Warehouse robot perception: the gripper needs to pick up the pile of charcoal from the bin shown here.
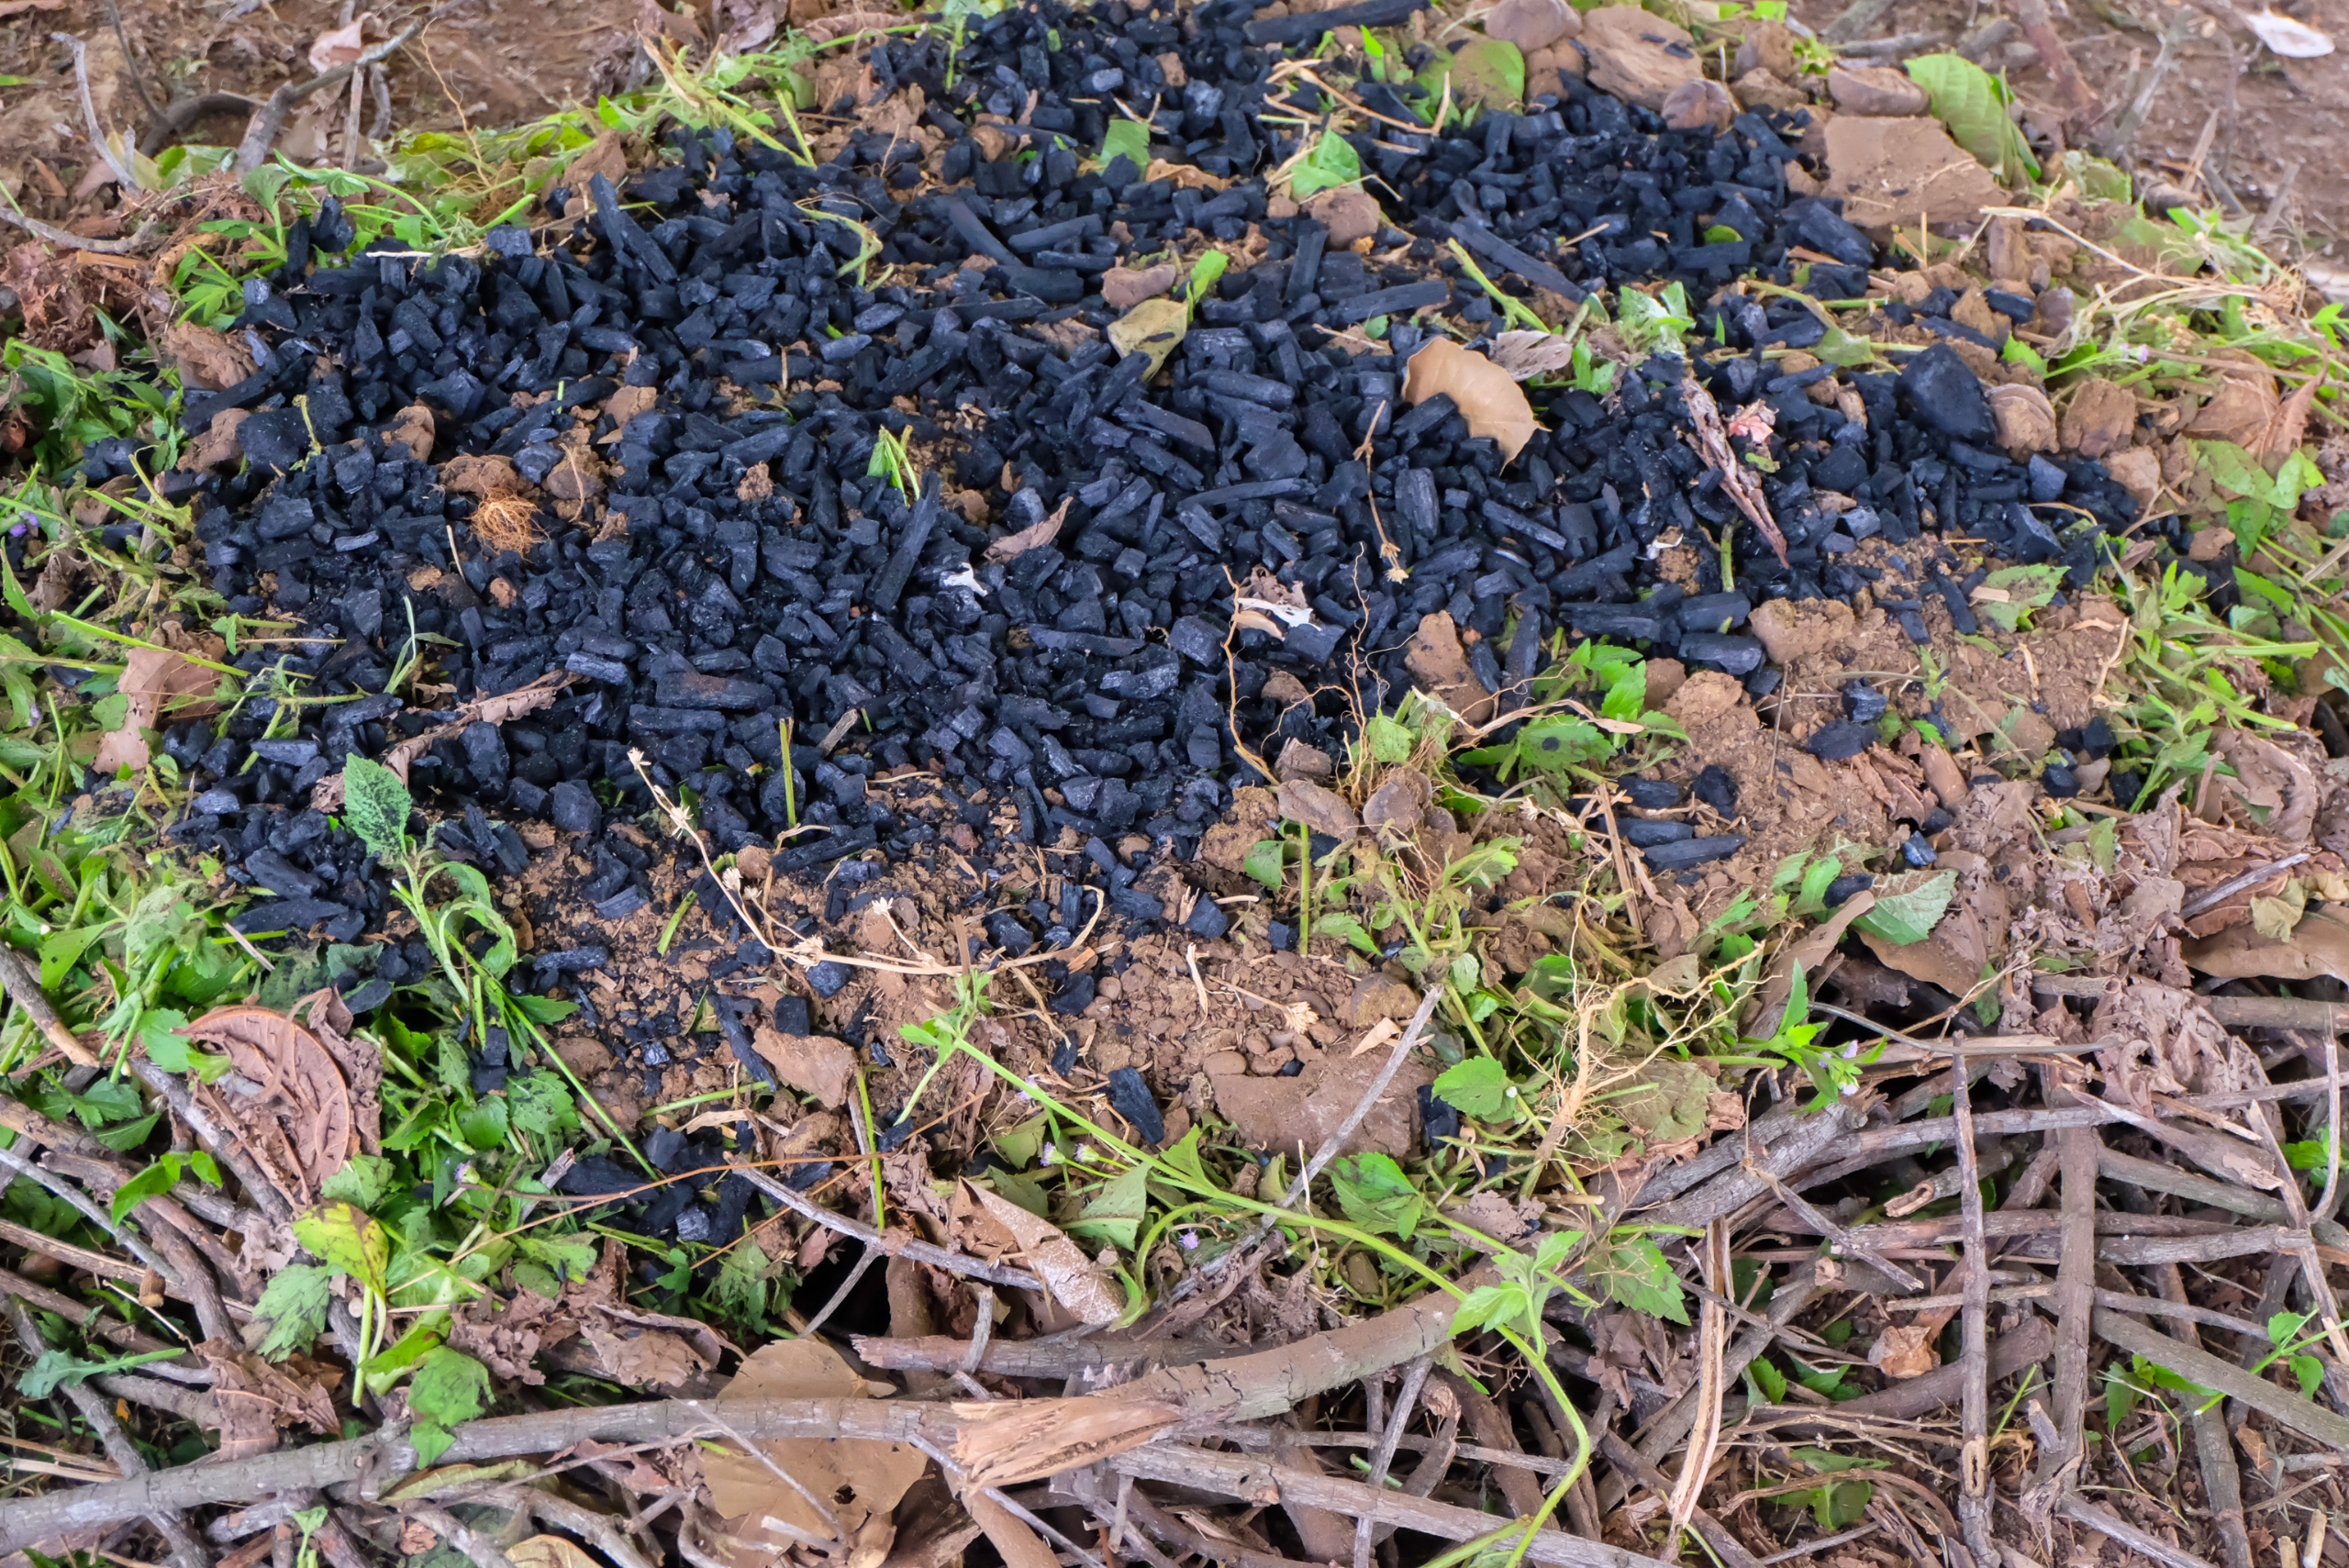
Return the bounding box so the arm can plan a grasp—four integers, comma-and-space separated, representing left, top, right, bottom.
51, 0, 2154, 955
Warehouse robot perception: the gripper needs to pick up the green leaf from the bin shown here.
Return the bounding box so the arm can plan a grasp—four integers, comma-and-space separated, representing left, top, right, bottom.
293, 1201, 389, 1292
1450, 1282, 1526, 1338
509, 994, 576, 1024
2197, 439, 2277, 505
39, 927, 104, 992
1428, 37, 1523, 111
506, 1073, 578, 1138
994, 1113, 1050, 1171
407, 1347, 490, 1429
1364, 714, 1416, 764
254, 1262, 332, 1360
1243, 839, 1287, 891
457, 1096, 510, 1152
1329, 1151, 1426, 1240
1749, 1357, 1788, 1403
1290, 132, 1362, 200
90, 1112, 161, 1153
1852, 869, 1958, 946
1602, 1237, 1687, 1324
2276, 449, 2326, 509
340, 756, 412, 860
1097, 118, 1150, 178
1066, 1162, 1147, 1251
2290, 1353, 2325, 1397
1431, 1056, 1514, 1119
1515, 715, 1609, 772
1904, 53, 2038, 183
1186, 250, 1229, 307
409, 1419, 458, 1468
137, 1010, 228, 1082
110, 1156, 185, 1224
17, 1345, 186, 1398
321, 1154, 395, 1212
1311, 911, 1378, 953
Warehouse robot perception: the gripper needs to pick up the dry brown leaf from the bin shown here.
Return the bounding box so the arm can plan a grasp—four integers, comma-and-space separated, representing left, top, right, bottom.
567, 131, 632, 194
0, 0, 68, 14
196, 1338, 339, 1462
2183, 904, 2349, 981
94, 645, 224, 775
961, 1181, 1120, 1326
707, 1340, 926, 1540
380, 671, 573, 783
1400, 339, 1537, 463
1867, 1323, 1939, 1379
599, 384, 658, 440
1486, 329, 1578, 381
1143, 158, 1228, 190
295, 988, 381, 1155
2213, 730, 2319, 843
577, 1300, 736, 1391
985, 496, 1071, 562
508, 1538, 601, 1568
161, 322, 256, 392
2260, 373, 2320, 461
751, 1028, 857, 1109
184, 1006, 355, 1207
307, 14, 373, 73
1681, 373, 1787, 563
1401, 610, 1496, 725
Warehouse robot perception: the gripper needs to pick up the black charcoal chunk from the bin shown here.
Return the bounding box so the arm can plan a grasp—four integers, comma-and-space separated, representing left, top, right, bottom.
1805, 720, 1876, 762
1107, 1065, 1165, 1145
1690, 764, 1737, 815
1642, 835, 1745, 871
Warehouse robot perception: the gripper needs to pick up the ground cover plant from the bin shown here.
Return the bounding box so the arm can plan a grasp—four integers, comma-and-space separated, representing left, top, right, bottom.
0, 2, 2346, 1568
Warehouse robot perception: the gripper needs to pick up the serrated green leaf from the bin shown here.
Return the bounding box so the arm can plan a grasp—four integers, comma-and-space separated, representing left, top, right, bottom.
1602, 1237, 1687, 1324
110, 1156, 184, 1225
1329, 1151, 1425, 1240
18, 1345, 185, 1398
340, 756, 412, 860
321, 1154, 395, 1212
1311, 911, 1377, 953
1852, 869, 1958, 947
1243, 838, 1286, 891
293, 1201, 389, 1292
254, 1263, 332, 1360
506, 1072, 578, 1138
2196, 439, 2275, 505
407, 1347, 489, 1429
1904, 53, 2037, 184
1427, 37, 1523, 111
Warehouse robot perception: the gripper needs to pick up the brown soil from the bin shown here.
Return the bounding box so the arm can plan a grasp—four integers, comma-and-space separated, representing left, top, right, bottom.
1783, 0, 2349, 261
0, 0, 644, 224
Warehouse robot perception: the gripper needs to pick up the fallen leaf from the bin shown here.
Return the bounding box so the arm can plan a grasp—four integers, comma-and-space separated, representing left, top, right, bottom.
985, 496, 1071, 561
382, 670, 573, 782
307, 14, 373, 73
963, 1181, 1121, 1326
576, 1299, 732, 1392
751, 1028, 858, 1109
508, 1538, 601, 1568
1401, 339, 1537, 463
706, 1340, 927, 1540
2251, 879, 2306, 941
1401, 609, 1496, 724
160, 322, 256, 392
1868, 1323, 1940, 1379
94, 645, 224, 775
0, 0, 67, 16
2248, 8, 2333, 55
2183, 905, 2349, 981
1108, 296, 1188, 381
196, 1338, 339, 1462
184, 1006, 356, 1207
1486, 329, 1578, 381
